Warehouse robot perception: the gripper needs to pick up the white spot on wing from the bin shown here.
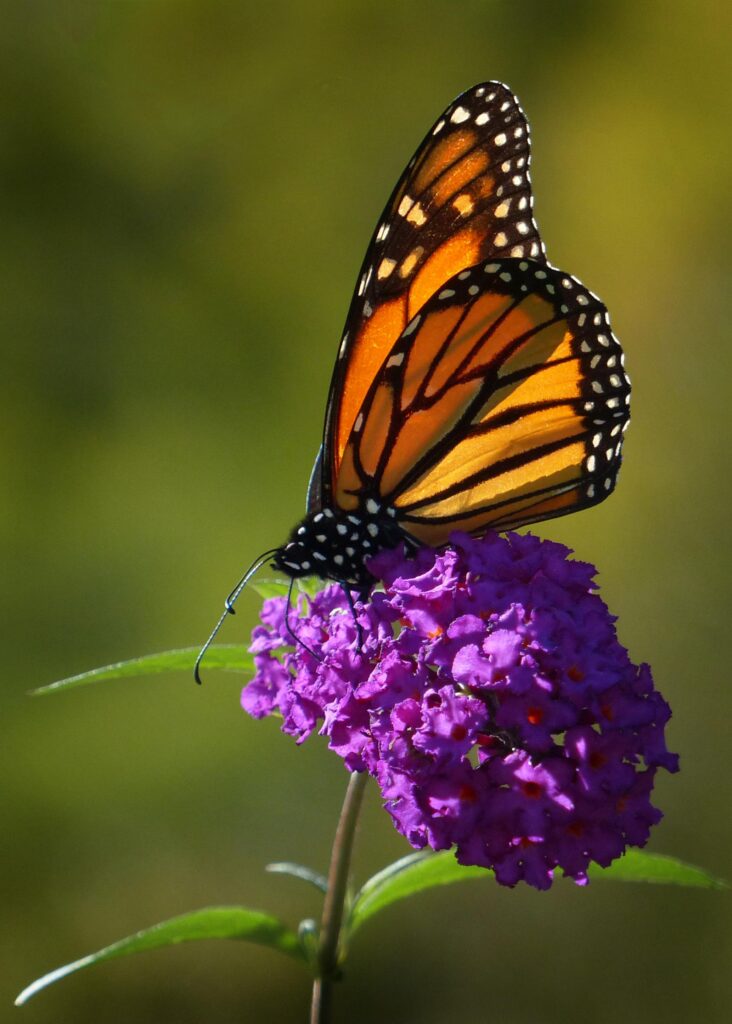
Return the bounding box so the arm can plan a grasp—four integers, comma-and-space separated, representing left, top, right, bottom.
407, 202, 427, 226
451, 105, 470, 124
377, 257, 397, 280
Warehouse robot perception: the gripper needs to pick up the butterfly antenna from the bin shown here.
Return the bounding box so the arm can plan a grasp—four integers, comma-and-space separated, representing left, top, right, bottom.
194, 548, 279, 685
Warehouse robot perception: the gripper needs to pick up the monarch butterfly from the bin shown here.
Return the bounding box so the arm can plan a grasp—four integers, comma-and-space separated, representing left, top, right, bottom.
196, 81, 630, 677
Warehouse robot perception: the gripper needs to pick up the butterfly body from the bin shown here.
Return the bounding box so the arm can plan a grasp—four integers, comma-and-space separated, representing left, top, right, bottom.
271, 82, 630, 586
272, 500, 405, 591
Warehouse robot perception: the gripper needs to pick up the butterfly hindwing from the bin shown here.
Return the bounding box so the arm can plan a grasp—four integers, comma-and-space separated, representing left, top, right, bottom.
318, 82, 546, 509
333, 258, 630, 544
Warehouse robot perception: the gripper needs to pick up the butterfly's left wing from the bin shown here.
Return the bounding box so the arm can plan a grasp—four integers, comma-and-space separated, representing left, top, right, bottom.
315, 81, 545, 510
333, 258, 630, 542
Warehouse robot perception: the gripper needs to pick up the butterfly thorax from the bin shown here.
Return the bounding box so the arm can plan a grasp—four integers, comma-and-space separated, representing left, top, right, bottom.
272, 499, 405, 591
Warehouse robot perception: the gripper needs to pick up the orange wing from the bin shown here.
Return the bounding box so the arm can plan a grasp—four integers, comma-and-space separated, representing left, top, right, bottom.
334, 259, 630, 542
318, 82, 545, 507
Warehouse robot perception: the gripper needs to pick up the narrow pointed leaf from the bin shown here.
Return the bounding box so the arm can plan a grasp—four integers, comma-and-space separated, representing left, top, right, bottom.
250, 579, 291, 599
32, 646, 253, 696
349, 852, 483, 933
266, 862, 329, 893
587, 850, 728, 888
251, 578, 321, 600
349, 849, 726, 933
16, 906, 305, 1005
296, 577, 325, 597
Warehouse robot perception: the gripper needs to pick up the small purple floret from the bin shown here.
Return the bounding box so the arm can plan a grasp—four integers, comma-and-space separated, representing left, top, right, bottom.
241, 531, 678, 890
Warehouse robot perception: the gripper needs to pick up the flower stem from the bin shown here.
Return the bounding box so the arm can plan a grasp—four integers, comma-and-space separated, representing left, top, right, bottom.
310, 771, 368, 1024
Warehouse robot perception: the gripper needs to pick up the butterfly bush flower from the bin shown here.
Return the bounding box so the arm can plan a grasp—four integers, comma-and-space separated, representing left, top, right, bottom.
242, 531, 678, 890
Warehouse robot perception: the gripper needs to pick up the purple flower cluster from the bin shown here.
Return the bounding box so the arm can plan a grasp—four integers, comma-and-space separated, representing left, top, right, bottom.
243, 531, 678, 889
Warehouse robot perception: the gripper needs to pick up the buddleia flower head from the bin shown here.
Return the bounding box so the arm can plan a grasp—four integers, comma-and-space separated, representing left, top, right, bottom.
243, 531, 678, 890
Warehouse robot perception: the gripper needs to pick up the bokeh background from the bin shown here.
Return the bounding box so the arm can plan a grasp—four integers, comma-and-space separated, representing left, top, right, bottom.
3, 2, 730, 1022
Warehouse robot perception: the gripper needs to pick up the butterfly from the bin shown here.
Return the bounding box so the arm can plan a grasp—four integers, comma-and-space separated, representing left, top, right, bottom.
195, 81, 630, 678
272, 81, 630, 588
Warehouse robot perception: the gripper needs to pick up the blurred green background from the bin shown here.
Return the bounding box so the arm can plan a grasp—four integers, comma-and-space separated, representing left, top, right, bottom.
3, 1, 730, 1021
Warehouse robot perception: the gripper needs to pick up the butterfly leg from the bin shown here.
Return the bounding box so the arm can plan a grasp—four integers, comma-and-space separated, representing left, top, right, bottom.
284, 577, 321, 661
340, 582, 364, 648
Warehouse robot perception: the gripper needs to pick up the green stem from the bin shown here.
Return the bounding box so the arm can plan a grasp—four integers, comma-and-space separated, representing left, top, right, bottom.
310, 772, 368, 1024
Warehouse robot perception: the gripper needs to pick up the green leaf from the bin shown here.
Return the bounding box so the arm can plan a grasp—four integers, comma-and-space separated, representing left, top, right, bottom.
266, 862, 329, 893
297, 918, 320, 967
349, 849, 726, 934
15, 906, 306, 1005
296, 577, 325, 597
250, 577, 322, 600
349, 852, 484, 933
250, 578, 291, 599
587, 850, 728, 888
32, 645, 253, 696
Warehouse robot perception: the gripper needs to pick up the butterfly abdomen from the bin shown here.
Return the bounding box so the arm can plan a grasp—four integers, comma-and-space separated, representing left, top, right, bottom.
272, 500, 405, 589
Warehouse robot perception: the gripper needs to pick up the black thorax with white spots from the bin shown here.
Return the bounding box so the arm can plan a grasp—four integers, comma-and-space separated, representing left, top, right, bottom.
272, 499, 405, 592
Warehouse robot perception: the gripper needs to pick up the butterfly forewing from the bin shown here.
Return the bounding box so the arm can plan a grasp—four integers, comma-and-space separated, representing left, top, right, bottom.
334, 258, 630, 545
319, 82, 546, 508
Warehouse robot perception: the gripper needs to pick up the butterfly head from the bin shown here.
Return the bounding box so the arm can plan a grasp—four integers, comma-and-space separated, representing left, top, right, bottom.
273, 499, 405, 591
